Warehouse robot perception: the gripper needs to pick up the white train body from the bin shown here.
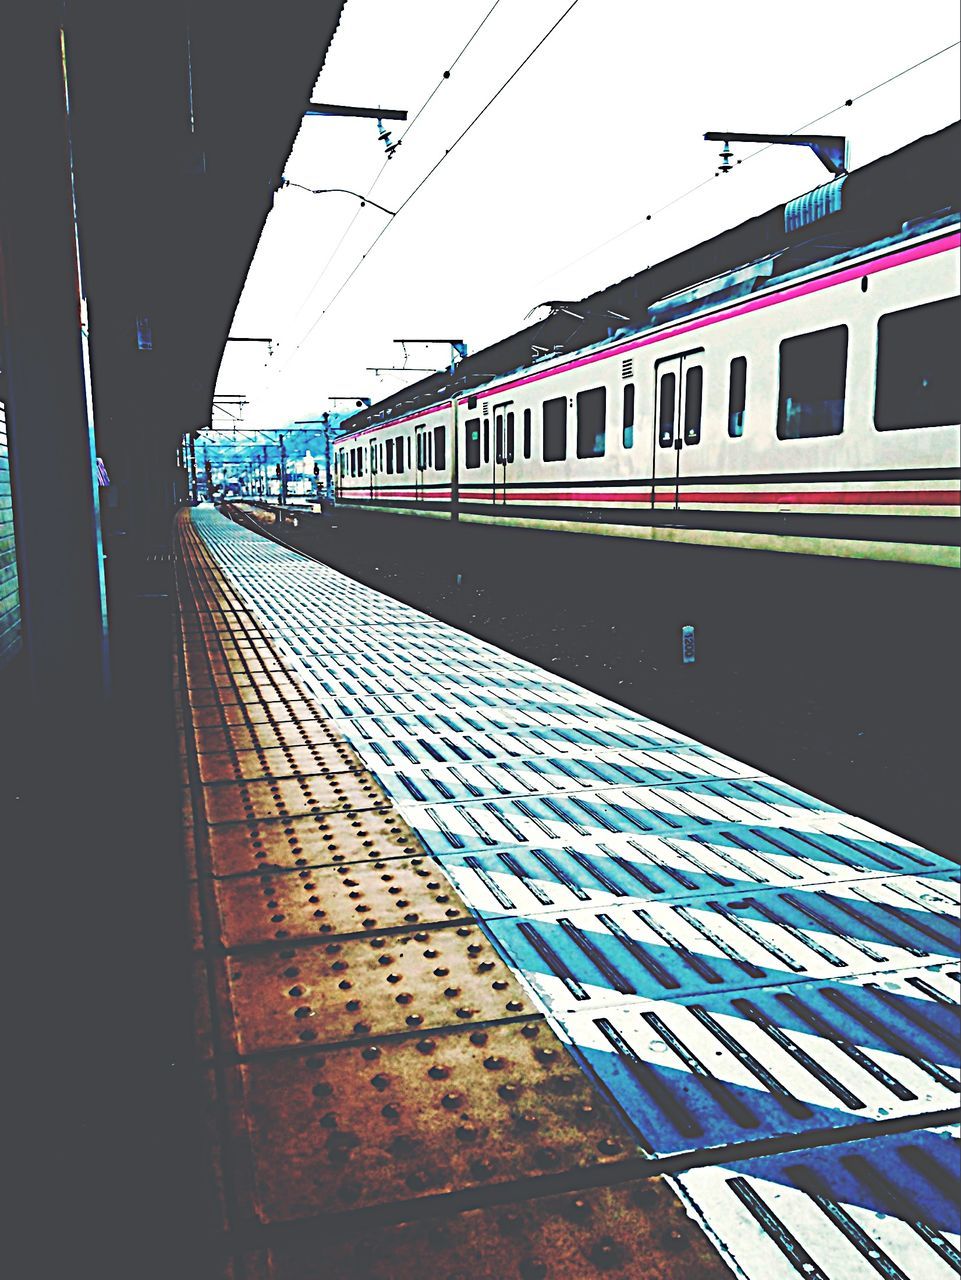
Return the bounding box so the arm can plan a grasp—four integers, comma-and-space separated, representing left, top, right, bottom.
334, 215, 960, 566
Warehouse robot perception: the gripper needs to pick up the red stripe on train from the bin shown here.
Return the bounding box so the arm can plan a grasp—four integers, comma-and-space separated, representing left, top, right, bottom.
486, 489, 958, 505
341, 488, 959, 506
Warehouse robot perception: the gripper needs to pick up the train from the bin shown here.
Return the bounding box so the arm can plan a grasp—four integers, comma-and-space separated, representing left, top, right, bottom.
333, 147, 959, 567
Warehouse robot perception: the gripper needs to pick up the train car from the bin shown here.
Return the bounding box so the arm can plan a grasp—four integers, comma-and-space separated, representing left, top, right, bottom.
334, 170, 959, 567
335, 404, 454, 513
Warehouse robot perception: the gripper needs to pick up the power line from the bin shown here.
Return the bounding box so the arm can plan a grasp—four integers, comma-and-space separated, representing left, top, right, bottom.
382, 0, 504, 159
270, 0, 581, 389
275, 2, 505, 360
393, 0, 581, 219
537, 38, 961, 286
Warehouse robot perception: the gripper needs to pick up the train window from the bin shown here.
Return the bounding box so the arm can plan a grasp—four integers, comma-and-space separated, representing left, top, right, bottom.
728, 357, 747, 437
523, 408, 532, 458
658, 371, 676, 446
506, 411, 515, 463
576, 387, 607, 458
407, 437, 412, 470
543, 396, 567, 461
777, 325, 847, 439
396, 437, 405, 474
483, 418, 489, 464
386, 439, 394, 473
433, 424, 446, 470
622, 382, 635, 448
875, 296, 960, 430
465, 418, 481, 469
683, 366, 703, 444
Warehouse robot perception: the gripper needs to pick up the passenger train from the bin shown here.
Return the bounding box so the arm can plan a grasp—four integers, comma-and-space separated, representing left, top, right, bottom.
333, 190, 959, 567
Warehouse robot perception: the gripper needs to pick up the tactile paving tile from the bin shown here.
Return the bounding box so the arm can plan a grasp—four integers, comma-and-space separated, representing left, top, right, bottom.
555, 964, 961, 1158
342, 706, 696, 752
196, 742, 359, 784
326, 701, 663, 738
224, 923, 538, 1054
338, 718, 708, 771
199, 770, 389, 826
191, 700, 316, 728
487, 873, 960, 1015
231, 1020, 643, 1222
674, 1124, 961, 1280
213, 858, 473, 947
402, 775, 887, 858
185, 681, 309, 709
203, 808, 424, 878
438, 823, 950, 917
193, 719, 340, 756
366, 748, 757, 808
243, 1177, 734, 1280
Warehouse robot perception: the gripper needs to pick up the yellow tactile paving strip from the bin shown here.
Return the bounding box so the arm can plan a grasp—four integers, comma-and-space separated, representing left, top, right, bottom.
174, 508, 735, 1277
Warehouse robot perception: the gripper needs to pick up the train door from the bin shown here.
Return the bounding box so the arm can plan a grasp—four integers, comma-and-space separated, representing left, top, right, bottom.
651, 348, 704, 510
415, 425, 429, 502
492, 402, 514, 504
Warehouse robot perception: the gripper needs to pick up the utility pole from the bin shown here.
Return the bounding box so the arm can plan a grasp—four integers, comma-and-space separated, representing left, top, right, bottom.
294, 415, 337, 503
279, 432, 288, 509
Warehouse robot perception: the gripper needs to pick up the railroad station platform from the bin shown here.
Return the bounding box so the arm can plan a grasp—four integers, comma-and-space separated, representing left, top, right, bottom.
176, 505, 960, 1279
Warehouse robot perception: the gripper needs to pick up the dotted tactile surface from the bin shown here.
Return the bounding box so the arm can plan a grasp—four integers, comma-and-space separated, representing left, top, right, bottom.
223, 923, 537, 1055
213, 857, 472, 948
232, 1020, 641, 1221
238, 1178, 731, 1279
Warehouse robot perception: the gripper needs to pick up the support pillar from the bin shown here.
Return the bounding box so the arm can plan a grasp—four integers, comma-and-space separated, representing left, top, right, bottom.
0, 5, 109, 722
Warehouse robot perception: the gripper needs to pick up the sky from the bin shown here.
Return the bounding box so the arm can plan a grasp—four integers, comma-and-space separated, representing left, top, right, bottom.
212, 0, 960, 445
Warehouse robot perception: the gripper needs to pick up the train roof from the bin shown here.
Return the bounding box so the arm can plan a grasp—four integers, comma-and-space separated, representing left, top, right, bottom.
338, 121, 960, 442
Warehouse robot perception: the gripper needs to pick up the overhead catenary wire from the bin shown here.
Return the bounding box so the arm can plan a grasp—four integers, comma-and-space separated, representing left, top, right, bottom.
537, 38, 961, 286
268, 0, 582, 390
277, 1, 505, 348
